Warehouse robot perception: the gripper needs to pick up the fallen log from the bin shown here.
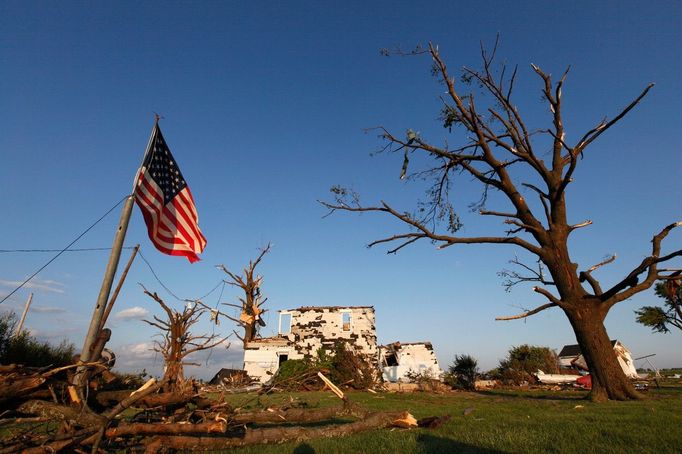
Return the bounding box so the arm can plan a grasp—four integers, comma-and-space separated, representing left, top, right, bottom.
230, 402, 366, 425
0, 416, 49, 427
417, 414, 451, 429
87, 378, 167, 452
143, 410, 412, 451
95, 390, 191, 409
16, 400, 104, 427
0, 426, 98, 454
106, 420, 226, 437
0, 376, 46, 403
22, 438, 76, 454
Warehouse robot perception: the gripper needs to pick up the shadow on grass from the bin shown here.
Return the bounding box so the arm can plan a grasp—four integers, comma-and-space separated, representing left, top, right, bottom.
293, 443, 316, 454
252, 417, 353, 429
290, 435, 504, 454
475, 389, 588, 401
416, 434, 504, 453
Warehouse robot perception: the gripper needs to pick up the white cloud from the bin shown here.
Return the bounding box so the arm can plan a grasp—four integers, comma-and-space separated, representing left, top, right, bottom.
115, 342, 164, 376
0, 279, 66, 294
31, 306, 67, 314
114, 306, 150, 321
28, 326, 79, 341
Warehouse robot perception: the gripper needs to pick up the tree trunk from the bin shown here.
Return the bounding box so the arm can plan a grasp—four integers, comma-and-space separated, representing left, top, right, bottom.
162, 360, 184, 393
243, 323, 255, 346
565, 303, 641, 401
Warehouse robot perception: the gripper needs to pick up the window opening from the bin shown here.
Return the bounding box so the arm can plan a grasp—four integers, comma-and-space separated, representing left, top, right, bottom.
342, 311, 351, 331
384, 352, 398, 366
279, 313, 292, 334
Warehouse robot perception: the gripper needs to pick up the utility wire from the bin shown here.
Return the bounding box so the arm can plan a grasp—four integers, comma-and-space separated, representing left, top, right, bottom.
137, 249, 225, 304
189, 280, 225, 303
0, 195, 130, 305
0, 247, 136, 253
137, 250, 183, 301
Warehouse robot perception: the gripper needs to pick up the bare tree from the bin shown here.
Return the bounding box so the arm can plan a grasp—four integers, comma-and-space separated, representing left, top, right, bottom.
321, 41, 682, 401
216, 244, 271, 347
142, 289, 228, 393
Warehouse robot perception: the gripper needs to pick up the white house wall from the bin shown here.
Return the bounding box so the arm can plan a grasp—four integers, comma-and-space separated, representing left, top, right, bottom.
244, 306, 377, 382
614, 343, 639, 378
286, 307, 377, 359
243, 340, 304, 382
380, 343, 442, 382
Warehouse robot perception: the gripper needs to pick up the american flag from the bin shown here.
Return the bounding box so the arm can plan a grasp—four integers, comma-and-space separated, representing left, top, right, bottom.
134, 124, 206, 263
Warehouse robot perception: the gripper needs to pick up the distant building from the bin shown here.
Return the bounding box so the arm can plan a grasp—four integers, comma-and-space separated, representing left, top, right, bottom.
379, 341, 443, 382
558, 339, 638, 378
208, 368, 249, 386
243, 306, 377, 382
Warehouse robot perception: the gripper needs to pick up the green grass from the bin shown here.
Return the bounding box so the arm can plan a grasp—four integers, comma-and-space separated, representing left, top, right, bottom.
2, 384, 679, 452
218, 383, 682, 453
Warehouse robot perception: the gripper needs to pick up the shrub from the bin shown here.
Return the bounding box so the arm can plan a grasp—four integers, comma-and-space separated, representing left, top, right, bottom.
446, 354, 479, 390
326, 342, 377, 389
404, 368, 441, 391
497, 344, 558, 384
276, 359, 315, 381
0, 310, 75, 368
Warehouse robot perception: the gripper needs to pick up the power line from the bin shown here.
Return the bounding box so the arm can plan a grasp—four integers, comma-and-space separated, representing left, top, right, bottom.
137, 249, 225, 304
0, 195, 130, 305
137, 250, 183, 301
0, 247, 136, 253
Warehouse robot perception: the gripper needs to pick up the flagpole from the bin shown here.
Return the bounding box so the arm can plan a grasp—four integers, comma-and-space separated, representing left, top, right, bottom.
74, 120, 157, 392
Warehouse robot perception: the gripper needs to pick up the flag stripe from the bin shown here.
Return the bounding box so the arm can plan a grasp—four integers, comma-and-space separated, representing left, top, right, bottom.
135, 177, 187, 249
133, 124, 206, 263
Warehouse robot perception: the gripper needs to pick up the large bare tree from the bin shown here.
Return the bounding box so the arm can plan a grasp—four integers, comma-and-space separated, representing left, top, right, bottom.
321, 42, 682, 401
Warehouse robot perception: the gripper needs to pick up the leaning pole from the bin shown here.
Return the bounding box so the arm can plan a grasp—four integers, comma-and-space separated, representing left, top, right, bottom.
74, 121, 156, 393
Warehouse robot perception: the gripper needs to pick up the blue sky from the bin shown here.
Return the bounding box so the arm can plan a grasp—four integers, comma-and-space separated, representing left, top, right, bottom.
1, 1, 680, 377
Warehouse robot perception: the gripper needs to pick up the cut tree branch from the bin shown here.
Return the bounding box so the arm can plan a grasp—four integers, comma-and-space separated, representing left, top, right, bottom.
495, 302, 558, 320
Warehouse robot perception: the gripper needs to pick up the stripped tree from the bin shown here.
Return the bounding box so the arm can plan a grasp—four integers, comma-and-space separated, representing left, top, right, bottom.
142, 288, 228, 393
217, 243, 271, 347
321, 41, 682, 401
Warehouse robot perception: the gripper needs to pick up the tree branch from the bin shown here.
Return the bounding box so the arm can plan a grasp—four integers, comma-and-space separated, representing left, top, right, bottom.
532, 286, 562, 305
322, 198, 543, 256
495, 302, 558, 321
604, 221, 682, 305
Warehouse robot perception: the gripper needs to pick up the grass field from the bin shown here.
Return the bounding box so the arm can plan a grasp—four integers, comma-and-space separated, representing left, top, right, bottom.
221, 382, 682, 453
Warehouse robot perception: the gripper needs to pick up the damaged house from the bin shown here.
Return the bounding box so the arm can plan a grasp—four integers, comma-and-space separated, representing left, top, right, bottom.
558, 339, 639, 378
243, 306, 377, 382
379, 342, 443, 383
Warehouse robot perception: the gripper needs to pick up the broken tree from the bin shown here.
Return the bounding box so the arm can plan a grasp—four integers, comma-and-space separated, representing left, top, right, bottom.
321, 40, 682, 401
217, 243, 271, 347
142, 288, 228, 393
